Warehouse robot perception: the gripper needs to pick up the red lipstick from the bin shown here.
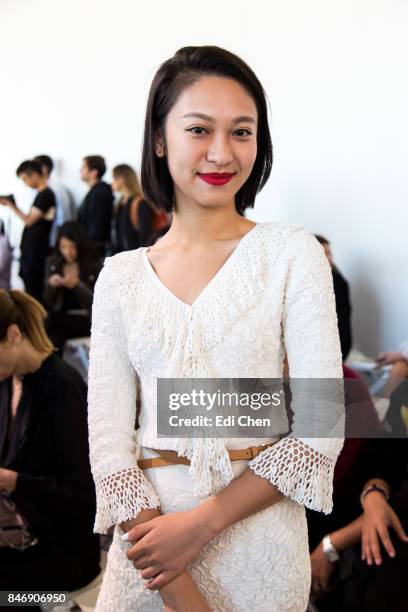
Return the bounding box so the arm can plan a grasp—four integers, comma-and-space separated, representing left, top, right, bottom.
197, 173, 235, 186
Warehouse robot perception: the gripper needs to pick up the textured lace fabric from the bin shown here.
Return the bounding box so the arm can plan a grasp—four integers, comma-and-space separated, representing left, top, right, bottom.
87, 221, 344, 611
96, 467, 311, 612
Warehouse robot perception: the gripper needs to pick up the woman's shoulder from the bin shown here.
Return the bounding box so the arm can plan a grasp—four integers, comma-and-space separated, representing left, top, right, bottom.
256, 220, 311, 241
94, 249, 146, 293
40, 354, 87, 398
254, 221, 319, 258
101, 248, 144, 272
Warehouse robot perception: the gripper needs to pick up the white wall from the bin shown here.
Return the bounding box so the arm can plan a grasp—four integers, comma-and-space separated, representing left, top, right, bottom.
1, 0, 407, 356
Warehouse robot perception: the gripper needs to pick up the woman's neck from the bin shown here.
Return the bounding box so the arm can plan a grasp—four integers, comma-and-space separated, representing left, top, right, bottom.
164, 204, 253, 246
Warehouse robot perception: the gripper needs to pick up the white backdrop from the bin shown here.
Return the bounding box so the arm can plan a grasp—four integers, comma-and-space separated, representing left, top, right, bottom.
1, 0, 407, 356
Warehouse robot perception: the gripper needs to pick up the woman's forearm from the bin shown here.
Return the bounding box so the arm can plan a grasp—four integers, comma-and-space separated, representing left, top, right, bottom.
120, 508, 161, 532
329, 515, 364, 552
192, 467, 284, 538
160, 573, 210, 612
9, 204, 31, 225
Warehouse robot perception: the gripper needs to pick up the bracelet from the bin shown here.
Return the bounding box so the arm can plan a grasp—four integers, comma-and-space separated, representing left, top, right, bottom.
360, 484, 390, 508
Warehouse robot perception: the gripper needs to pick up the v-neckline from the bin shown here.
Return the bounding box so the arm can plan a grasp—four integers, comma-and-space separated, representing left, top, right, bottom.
142, 223, 259, 310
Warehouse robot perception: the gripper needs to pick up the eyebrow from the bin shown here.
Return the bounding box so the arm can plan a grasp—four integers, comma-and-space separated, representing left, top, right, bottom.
181, 112, 256, 124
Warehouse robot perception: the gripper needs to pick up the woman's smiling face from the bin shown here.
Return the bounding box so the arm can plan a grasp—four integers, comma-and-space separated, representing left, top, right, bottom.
157, 75, 258, 211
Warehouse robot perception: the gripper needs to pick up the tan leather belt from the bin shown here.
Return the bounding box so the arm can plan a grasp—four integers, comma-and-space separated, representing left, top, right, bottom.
137, 443, 276, 470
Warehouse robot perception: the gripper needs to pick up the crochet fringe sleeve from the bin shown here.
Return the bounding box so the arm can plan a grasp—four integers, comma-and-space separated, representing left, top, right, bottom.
87, 257, 160, 534
249, 230, 345, 514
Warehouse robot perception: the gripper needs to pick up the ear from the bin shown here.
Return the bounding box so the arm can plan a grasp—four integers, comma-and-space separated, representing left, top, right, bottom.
154, 131, 166, 158
7, 324, 22, 345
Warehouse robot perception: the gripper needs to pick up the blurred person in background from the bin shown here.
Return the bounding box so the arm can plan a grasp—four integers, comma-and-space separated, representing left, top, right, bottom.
375, 340, 408, 400
309, 433, 408, 612
78, 155, 113, 254
0, 161, 55, 304
0, 220, 12, 290
0, 289, 100, 593
315, 234, 353, 361
111, 164, 155, 252
44, 221, 101, 355
34, 155, 77, 247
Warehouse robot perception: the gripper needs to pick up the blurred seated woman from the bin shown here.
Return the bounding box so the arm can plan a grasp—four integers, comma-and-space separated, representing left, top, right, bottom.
0, 289, 100, 593
112, 163, 156, 252
44, 221, 101, 354
309, 425, 408, 612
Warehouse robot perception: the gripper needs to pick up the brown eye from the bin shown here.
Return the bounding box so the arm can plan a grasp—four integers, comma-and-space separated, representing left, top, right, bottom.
234, 129, 252, 137
186, 127, 208, 135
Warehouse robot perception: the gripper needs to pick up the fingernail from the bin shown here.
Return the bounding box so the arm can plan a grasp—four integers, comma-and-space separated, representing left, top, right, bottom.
121, 532, 129, 541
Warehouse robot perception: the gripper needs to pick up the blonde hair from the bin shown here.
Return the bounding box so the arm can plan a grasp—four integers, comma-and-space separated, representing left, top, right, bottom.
112, 164, 143, 199
0, 289, 54, 353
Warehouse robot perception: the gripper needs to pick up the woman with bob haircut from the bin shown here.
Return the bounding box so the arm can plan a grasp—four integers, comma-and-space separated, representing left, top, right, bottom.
88, 46, 344, 611
0, 289, 100, 594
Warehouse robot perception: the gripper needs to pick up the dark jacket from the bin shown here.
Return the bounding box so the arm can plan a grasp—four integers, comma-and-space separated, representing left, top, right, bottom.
0, 354, 98, 544
78, 181, 113, 245
44, 254, 101, 312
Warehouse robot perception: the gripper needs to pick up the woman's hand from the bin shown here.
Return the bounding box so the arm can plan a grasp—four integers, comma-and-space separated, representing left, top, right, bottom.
310, 541, 336, 593
124, 509, 214, 590
48, 274, 64, 287
376, 351, 405, 365
0, 468, 18, 492
361, 491, 408, 565
120, 510, 210, 610
61, 274, 79, 289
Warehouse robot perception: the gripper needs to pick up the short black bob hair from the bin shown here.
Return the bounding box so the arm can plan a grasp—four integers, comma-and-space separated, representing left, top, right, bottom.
83, 155, 107, 180
314, 234, 330, 246
141, 46, 273, 215
16, 160, 43, 177
34, 155, 54, 174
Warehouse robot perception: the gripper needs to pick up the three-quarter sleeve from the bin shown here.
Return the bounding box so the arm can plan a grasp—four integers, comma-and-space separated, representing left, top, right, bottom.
87, 257, 160, 533
249, 229, 345, 514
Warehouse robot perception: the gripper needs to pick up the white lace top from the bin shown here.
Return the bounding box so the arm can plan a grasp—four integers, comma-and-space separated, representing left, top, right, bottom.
88, 222, 344, 534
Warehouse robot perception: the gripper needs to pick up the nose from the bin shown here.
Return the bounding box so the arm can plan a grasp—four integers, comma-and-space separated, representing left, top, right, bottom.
206, 134, 234, 167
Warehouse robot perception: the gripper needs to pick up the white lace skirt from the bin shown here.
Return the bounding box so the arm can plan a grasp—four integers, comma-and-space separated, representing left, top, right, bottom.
95, 449, 311, 612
